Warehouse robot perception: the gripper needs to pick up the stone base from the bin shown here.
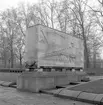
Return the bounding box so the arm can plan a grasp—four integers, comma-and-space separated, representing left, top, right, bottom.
17, 71, 86, 92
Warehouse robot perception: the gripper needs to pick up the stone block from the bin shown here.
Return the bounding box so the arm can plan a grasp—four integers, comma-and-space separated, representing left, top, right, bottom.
17, 75, 24, 89
28, 79, 37, 92
24, 79, 29, 89
41, 89, 61, 95
17, 71, 86, 92
0, 81, 5, 85
78, 92, 97, 101
94, 94, 103, 102
1, 81, 13, 87
54, 76, 69, 86
99, 95, 103, 103
36, 77, 55, 91
17, 72, 55, 92
58, 89, 82, 98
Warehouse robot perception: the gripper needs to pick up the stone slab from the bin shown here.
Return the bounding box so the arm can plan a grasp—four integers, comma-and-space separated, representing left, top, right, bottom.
58, 89, 82, 98
54, 76, 69, 86
93, 94, 103, 102
1, 81, 14, 87
0, 81, 5, 85
99, 95, 103, 103
41, 89, 62, 95
52, 89, 64, 95
78, 92, 97, 101
17, 76, 23, 89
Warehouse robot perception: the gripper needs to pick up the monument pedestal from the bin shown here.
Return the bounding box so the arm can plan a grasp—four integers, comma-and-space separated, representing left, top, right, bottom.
17, 71, 86, 92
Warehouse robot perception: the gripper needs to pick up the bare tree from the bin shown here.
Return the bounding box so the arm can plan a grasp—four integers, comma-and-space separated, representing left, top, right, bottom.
84, 0, 103, 67
58, 0, 90, 68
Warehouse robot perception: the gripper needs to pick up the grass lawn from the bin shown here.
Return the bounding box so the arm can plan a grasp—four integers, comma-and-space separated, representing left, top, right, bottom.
68, 79, 103, 94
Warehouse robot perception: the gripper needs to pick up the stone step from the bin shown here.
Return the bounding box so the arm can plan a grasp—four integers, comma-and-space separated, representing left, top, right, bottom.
0, 81, 16, 87
40, 88, 62, 95
40, 83, 103, 104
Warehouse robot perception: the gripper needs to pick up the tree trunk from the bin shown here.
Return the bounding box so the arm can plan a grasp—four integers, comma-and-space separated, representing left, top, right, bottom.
3, 49, 7, 68
82, 25, 90, 69
11, 48, 14, 68
19, 51, 22, 68
64, 16, 67, 32
10, 34, 14, 68
93, 48, 96, 68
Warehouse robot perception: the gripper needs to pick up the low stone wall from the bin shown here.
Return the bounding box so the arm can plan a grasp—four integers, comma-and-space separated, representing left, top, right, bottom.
86, 68, 103, 75
0, 72, 20, 82
17, 71, 86, 92
0, 68, 24, 82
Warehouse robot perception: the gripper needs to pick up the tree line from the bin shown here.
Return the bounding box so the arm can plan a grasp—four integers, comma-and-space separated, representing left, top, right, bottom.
0, 0, 103, 68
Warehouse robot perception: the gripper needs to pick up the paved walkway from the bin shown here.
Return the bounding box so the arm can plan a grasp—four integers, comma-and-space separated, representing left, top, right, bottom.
0, 86, 93, 105
0, 75, 102, 105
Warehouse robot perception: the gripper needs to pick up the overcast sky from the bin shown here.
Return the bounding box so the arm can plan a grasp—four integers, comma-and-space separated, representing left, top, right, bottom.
0, 0, 38, 11
0, 0, 98, 11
